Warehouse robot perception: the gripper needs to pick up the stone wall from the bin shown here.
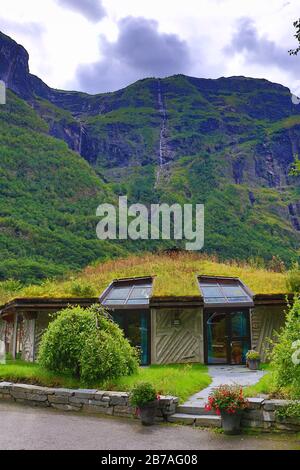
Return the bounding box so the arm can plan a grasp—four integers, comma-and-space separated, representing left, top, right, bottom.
0, 382, 178, 421
151, 307, 204, 364
242, 398, 300, 432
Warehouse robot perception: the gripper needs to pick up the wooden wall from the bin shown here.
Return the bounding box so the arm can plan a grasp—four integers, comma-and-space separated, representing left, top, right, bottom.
151, 307, 204, 364
251, 305, 286, 361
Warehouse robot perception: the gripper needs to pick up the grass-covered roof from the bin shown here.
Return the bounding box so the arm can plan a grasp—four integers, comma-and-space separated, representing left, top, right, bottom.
0, 252, 289, 306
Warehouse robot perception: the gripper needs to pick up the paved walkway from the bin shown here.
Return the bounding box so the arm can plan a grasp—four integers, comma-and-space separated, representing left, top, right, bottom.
0, 401, 298, 450
185, 365, 266, 407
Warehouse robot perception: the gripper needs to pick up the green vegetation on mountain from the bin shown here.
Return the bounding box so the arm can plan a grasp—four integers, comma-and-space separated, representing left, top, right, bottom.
0, 91, 128, 282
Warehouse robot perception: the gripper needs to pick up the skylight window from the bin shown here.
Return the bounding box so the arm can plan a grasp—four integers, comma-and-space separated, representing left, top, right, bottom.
101, 279, 153, 307
198, 277, 253, 307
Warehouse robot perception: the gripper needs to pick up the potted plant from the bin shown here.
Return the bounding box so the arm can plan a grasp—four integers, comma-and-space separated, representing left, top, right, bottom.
130, 382, 159, 426
246, 349, 261, 370
205, 384, 248, 435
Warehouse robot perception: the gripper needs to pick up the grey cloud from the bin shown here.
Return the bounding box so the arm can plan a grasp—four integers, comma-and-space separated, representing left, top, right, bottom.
0, 18, 44, 37
76, 16, 191, 93
55, 0, 106, 23
225, 17, 300, 76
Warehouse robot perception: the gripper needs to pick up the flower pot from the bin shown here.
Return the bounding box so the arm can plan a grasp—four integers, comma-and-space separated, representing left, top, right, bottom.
139, 400, 158, 426
248, 359, 260, 370
221, 411, 242, 435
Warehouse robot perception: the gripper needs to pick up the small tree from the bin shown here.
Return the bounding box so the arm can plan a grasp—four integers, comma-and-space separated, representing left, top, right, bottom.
269, 297, 300, 398
38, 304, 139, 384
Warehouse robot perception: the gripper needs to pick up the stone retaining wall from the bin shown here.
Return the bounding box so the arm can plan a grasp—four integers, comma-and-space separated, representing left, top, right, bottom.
242, 398, 300, 432
0, 382, 178, 421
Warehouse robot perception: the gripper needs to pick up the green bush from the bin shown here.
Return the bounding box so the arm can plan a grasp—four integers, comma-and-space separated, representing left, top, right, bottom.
38, 305, 139, 384
269, 297, 300, 398
70, 281, 96, 297
286, 263, 300, 293
246, 350, 260, 361
130, 382, 158, 408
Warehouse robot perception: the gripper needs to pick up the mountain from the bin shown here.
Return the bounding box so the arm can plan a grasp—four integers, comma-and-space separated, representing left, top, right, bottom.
0, 31, 300, 283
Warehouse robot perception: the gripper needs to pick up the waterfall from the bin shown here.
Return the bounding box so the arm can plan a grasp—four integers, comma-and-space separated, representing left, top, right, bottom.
157, 79, 167, 168
78, 122, 86, 156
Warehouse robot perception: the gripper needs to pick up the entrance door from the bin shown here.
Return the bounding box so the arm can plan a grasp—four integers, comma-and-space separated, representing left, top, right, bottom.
206, 309, 250, 365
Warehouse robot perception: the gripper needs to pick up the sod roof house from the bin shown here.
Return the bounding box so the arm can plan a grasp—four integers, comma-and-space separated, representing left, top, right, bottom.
0, 253, 292, 366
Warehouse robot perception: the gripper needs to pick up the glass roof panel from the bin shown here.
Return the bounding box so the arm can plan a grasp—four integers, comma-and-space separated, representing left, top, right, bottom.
106, 287, 131, 300
101, 280, 152, 307
129, 286, 152, 300
222, 285, 247, 298
199, 278, 253, 306
201, 286, 224, 299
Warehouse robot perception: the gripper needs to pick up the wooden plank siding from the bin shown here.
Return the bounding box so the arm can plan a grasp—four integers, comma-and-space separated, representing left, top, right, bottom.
251, 305, 286, 361
151, 307, 204, 364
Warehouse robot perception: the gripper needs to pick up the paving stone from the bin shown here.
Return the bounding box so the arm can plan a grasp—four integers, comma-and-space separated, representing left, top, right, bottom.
52, 388, 75, 397
82, 404, 114, 415
114, 405, 135, 417
86, 399, 109, 408
73, 390, 98, 400
109, 395, 128, 406
243, 409, 263, 420
69, 396, 90, 405
51, 403, 81, 412
0, 393, 14, 400
48, 395, 70, 404
11, 384, 53, 395
93, 391, 106, 400
15, 399, 49, 408
263, 410, 275, 422
0, 382, 13, 392
11, 391, 48, 401
247, 398, 265, 409
168, 413, 195, 425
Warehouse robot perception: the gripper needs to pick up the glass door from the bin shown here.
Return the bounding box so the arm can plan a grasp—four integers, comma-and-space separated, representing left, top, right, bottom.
229, 311, 250, 365
112, 310, 150, 365
206, 311, 228, 364
206, 309, 250, 364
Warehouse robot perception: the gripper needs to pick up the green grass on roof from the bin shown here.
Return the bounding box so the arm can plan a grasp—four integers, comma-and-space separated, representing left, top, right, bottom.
0, 252, 289, 305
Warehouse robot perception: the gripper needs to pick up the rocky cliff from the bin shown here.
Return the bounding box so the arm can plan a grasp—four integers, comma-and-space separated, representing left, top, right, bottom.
0, 31, 299, 280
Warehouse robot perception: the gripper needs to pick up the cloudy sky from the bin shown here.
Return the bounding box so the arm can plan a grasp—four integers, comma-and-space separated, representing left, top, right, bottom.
0, 0, 300, 94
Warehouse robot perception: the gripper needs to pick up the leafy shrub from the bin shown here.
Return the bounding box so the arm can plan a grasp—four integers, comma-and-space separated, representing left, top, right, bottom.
246, 350, 260, 361
286, 263, 300, 293
38, 304, 139, 384
70, 281, 96, 297
275, 402, 300, 421
130, 382, 158, 408
269, 297, 300, 398
0, 279, 22, 293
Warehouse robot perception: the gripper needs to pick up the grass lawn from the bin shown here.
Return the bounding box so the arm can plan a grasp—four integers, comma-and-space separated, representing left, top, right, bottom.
244, 365, 276, 397
0, 360, 211, 402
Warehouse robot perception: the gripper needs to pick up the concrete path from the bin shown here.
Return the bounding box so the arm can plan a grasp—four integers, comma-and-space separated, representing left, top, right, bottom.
0, 401, 298, 450
185, 365, 266, 407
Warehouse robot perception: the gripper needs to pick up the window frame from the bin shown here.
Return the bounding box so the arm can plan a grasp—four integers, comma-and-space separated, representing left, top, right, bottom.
100, 278, 153, 309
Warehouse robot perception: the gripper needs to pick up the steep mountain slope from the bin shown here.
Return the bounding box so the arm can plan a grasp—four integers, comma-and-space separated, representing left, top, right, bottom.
0, 89, 132, 282
0, 31, 299, 282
